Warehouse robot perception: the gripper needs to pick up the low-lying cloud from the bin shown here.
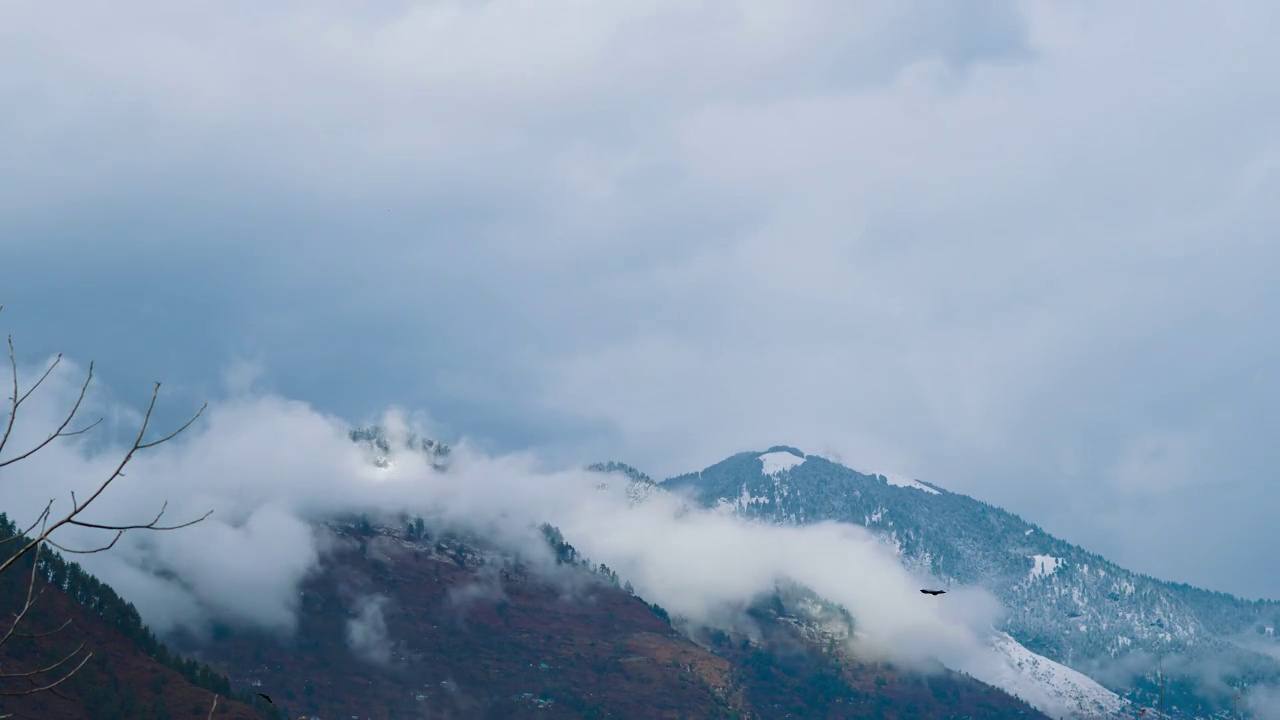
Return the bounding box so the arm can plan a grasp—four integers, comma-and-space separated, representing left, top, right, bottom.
0, 358, 1008, 681
346, 594, 393, 667
1245, 683, 1280, 720
4, 0, 1280, 606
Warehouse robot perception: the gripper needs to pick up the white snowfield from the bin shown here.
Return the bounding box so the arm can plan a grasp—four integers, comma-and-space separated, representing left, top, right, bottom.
1030, 555, 1065, 579
968, 632, 1129, 720
759, 451, 805, 476
880, 472, 941, 495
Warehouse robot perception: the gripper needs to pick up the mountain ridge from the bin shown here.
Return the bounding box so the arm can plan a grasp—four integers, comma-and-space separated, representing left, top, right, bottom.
602, 446, 1280, 718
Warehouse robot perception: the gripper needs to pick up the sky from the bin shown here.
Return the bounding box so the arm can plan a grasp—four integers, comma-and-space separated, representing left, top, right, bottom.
2, 1, 1280, 600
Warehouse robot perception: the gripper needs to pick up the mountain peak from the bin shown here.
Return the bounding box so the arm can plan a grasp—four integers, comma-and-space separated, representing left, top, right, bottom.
348, 424, 451, 470
757, 448, 806, 477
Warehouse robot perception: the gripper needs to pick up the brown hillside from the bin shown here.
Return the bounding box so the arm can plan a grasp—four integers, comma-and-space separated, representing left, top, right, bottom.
177, 522, 1048, 719
0, 544, 267, 720
180, 528, 742, 719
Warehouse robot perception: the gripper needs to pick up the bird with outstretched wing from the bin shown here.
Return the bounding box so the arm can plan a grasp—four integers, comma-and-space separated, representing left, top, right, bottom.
920, 589, 946, 595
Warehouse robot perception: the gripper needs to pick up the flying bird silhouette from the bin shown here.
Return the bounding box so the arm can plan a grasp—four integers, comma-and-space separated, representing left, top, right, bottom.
256, 693, 273, 704
920, 589, 946, 596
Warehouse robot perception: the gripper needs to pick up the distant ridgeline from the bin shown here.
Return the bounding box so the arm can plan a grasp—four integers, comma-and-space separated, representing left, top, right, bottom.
584, 461, 656, 485
0, 513, 277, 720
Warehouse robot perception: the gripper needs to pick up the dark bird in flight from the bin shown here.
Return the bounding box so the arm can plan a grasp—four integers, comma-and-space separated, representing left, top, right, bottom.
256, 693, 273, 704
920, 589, 946, 596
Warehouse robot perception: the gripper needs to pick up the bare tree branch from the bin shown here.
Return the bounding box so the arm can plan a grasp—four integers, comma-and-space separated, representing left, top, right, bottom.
0, 322, 212, 707
139, 398, 206, 451
0, 642, 88, 682
0, 351, 97, 469
69, 500, 213, 533
0, 646, 92, 696
45, 532, 123, 556
15, 355, 61, 416
0, 540, 50, 651
0, 376, 212, 579
0, 501, 52, 547
10, 618, 72, 641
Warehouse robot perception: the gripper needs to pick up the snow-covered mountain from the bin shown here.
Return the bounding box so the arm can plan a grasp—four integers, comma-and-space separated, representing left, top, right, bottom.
631, 446, 1280, 719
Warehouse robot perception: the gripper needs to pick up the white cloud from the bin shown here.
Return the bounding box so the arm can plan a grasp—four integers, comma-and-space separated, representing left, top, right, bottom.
0, 363, 1003, 679
1245, 683, 1280, 720
346, 594, 393, 666
1, 0, 1278, 601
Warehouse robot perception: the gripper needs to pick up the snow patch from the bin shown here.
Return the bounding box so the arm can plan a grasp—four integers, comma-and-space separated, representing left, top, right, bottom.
1030, 555, 1065, 579
880, 472, 941, 495
714, 486, 770, 514
759, 451, 805, 476
971, 631, 1128, 719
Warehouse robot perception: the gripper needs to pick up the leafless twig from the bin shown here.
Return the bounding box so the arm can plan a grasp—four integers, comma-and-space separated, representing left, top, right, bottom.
0, 318, 210, 704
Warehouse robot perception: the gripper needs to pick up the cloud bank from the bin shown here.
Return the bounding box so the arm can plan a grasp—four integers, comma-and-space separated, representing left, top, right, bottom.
4, 0, 1279, 602
0, 360, 1007, 687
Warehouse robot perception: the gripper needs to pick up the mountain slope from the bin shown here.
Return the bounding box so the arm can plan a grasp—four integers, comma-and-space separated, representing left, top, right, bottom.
0, 516, 269, 720
658, 447, 1280, 718
172, 512, 1048, 719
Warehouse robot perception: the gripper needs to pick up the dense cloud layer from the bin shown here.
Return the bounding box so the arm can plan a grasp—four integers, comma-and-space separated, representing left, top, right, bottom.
0, 363, 1012, 690
3, 0, 1279, 603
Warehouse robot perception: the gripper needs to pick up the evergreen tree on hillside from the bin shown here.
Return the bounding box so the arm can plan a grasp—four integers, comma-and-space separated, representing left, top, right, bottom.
0, 514, 263, 714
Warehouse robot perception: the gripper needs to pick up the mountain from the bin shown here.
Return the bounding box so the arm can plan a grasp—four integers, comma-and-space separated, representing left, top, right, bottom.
174, 512, 1048, 719
16, 426, 1249, 718
350, 425, 452, 471
0, 515, 270, 720
654, 446, 1280, 719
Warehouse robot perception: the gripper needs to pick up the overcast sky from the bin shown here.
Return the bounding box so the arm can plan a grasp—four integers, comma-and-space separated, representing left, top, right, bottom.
3, 0, 1279, 600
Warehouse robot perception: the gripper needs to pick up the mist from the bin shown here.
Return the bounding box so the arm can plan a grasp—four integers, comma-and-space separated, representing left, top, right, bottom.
346, 594, 393, 666
1, 358, 1024, 704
